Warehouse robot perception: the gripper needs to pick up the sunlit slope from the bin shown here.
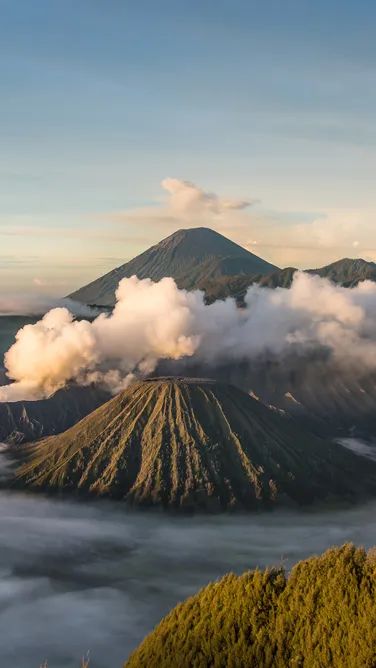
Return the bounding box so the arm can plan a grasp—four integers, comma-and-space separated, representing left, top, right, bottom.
125, 544, 376, 668
16, 378, 376, 509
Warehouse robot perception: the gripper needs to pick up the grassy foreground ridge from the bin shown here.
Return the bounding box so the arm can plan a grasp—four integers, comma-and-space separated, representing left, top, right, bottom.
125, 544, 376, 668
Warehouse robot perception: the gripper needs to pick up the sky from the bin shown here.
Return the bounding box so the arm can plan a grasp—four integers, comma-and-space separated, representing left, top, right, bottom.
2, 0, 376, 295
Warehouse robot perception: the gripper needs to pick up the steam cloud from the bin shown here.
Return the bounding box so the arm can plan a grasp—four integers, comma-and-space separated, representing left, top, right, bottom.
0, 294, 99, 317
2, 272, 376, 401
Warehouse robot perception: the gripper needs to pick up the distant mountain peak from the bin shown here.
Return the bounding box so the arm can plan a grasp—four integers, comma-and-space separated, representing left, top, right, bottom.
69, 227, 278, 306
152, 226, 258, 259
307, 257, 376, 286
310, 257, 376, 271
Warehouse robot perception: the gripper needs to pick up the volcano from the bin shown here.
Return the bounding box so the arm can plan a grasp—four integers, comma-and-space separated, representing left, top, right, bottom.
15, 378, 376, 510
68, 226, 376, 309
68, 227, 278, 306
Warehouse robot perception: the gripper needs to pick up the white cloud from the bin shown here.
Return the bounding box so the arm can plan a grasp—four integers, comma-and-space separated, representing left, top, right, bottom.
32, 277, 45, 287
161, 178, 251, 217
102, 178, 376, 269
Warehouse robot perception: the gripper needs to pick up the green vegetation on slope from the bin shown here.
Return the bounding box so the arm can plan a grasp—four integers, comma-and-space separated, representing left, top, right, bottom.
15, 378, 376, 509
125, 544, 376, 668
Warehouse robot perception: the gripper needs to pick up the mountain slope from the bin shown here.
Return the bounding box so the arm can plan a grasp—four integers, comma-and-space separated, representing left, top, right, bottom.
200, 267, 298, 304
199, 259, 376, 304
253, 259, 376, 291
256, 259, 376, 289
69, 228, 278, 306
15, 378, 376, 509
307, 257, 376, 286
0, 385, 110, 445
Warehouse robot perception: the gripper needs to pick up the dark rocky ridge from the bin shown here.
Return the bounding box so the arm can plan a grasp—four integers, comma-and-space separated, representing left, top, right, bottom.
15, 378, 376, 510
307, 257, 376, 285
0, 385, 110, 445
201, 259, 376, 305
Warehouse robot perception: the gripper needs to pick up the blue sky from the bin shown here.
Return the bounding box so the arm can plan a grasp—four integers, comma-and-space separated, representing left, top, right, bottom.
2, 0, 376, 294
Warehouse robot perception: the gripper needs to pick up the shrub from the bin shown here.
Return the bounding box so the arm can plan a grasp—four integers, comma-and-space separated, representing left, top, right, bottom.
125, 544, 376, 668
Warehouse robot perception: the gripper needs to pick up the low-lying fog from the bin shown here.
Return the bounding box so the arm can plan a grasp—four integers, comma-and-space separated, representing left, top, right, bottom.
1, 488, 376, 667
338, 437, 376, 461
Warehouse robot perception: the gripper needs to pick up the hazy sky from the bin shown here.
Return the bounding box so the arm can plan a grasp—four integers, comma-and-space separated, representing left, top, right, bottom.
2, 0, 376, 294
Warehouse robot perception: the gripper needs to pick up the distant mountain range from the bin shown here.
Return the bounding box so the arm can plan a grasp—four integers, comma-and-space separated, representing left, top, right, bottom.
307, 257, 376, 285
202, 259, 376, 304
69, 227, 376, 306
14, 378, 376, 510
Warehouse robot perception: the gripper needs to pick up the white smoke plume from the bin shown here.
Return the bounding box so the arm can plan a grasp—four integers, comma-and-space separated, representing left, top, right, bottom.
2, 272, 376, 401
0, 294, 99, 317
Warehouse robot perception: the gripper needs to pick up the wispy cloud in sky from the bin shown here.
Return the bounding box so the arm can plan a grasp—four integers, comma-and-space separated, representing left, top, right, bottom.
3, 174, 376, 297
161, 178, 252, 216
2, 1, 376, 292
97, 178, 376, 270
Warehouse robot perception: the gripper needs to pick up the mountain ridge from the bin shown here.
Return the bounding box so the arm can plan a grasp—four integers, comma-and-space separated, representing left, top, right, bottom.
0, 385, 110, 445
307, 257, 376, 286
